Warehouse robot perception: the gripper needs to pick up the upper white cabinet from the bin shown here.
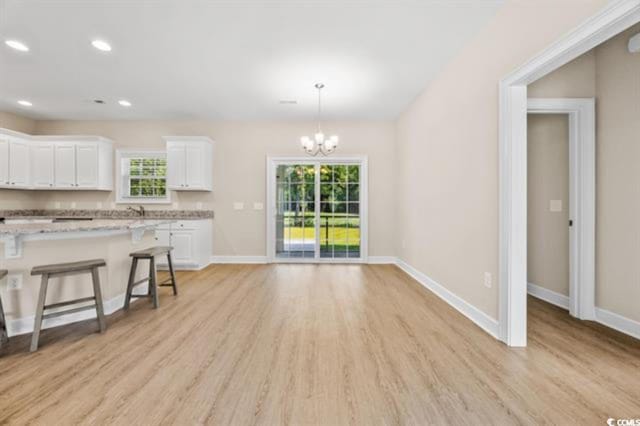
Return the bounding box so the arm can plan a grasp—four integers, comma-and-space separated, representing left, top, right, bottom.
164, 136, 214, 191
32, 143, 55, 188
0, 130, 31, 189
0, 128, 114, 191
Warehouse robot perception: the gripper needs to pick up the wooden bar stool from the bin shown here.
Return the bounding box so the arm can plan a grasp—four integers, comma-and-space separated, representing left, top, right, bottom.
124, 246, 177, 310
0, 269, 8, 347
30, 259, 107, 352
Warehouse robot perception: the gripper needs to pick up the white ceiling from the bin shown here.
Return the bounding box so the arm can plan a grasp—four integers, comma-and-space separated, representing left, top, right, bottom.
0, 0, 503, 121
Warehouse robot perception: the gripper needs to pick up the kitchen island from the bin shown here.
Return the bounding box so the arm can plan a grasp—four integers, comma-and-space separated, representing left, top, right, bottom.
0, 209, 213, 338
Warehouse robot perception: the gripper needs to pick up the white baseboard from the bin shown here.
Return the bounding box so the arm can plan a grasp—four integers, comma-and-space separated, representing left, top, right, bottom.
527, 282, 570, 310
527, 282, 640, 341
595, 307, 640, 341
7, 283, 148, 337
395, 259, 499, 339
210, 256, 268, 264
367, 256, 397, 264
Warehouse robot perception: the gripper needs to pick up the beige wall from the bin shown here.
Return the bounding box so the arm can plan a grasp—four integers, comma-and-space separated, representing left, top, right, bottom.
1, 120, 396, 257
594, 23, 640, 322
395, 0, 608, 320
527, 114, 569, 296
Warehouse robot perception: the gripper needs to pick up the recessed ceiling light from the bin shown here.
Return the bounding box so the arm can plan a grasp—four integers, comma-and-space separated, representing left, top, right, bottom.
17, 100, 32, 107
118, 99, 132, 107
5, 40, 29, 52
91, 39, 112, 52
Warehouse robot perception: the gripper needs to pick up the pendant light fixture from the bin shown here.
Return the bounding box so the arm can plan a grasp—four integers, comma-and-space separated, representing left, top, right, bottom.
300, 83, 339, 156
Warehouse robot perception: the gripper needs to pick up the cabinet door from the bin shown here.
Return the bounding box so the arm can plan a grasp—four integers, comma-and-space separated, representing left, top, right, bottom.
54, 143, 77, 188
32, 144, 55, 188
75, 143, 99, 188
167, 144, 185, 189
8, 140, 30, 187
185, 143, 205, 189
155, 229, 171, 246
170, 231, 193, 263
0, 138, 9, 186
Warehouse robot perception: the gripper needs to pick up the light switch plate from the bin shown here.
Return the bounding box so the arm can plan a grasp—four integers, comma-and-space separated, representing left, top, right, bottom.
234, 202, 245, 210
549, 200, 563, 212
253, 202, 264, 211
70, 202, 77, 209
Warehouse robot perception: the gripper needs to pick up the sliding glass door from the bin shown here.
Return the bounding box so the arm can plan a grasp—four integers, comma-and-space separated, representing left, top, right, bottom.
269, 158, 366, 262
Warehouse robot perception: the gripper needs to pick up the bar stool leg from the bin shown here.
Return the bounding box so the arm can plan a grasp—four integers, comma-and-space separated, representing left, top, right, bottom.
124, 258, 138, 310
31, 274, 50, 352
167, 252, 178, 296
0, 295, 8, 345
150, 257, 159, 309
91, 267, 106, 333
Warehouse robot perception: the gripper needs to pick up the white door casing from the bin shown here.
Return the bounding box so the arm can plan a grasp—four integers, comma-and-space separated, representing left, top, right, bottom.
499, 0, 640, 346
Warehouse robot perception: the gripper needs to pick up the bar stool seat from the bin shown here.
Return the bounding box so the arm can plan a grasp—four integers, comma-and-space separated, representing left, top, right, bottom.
0, 269, 8, 347
30, 259, 106, 352
124, 246, 177, 310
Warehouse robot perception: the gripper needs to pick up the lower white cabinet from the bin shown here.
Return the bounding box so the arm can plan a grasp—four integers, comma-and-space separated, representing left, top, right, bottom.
155, 219, 212, 270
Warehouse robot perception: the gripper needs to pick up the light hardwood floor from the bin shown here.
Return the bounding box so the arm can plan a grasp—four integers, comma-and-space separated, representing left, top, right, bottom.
1, 264, 639, 425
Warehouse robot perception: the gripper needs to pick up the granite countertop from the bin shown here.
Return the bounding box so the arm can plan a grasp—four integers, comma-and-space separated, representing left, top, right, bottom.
0, 219, 174, 237
0, 209, 214, 220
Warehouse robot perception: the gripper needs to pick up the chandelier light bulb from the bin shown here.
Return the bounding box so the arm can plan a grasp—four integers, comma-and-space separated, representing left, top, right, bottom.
315, 132, 324, 143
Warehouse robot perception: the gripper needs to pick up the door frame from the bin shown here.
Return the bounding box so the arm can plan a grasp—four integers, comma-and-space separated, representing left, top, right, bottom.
266, 156, 369, 263
499, 0, 640, 346
527, 98, 596, 320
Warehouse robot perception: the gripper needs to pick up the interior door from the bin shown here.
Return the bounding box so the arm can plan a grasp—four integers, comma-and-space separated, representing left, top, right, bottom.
8, 139, 30, 187
32, 143, 55, 188
54, 143, 77, 187
75, 143, 99, 188
0, 138, 9, 186
185, 143, 204, 189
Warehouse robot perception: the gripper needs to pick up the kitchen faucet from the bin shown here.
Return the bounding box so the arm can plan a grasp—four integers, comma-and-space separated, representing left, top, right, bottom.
127, 205, 145, 217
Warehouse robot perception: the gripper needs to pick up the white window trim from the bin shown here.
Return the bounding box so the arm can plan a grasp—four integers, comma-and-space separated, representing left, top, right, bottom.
115, 149, 171, 205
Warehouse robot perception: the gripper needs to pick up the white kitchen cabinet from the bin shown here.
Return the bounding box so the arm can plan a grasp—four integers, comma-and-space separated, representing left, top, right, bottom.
164, 136, 214, 191
31, 143, 55, 188
155, 219, 212, 270
0, 138, 8, 186
0, 136, 31, 189
54, 143, 77, 188
75, 142, 99, 188
43, 136, 113, 190
0, 128, 114, 191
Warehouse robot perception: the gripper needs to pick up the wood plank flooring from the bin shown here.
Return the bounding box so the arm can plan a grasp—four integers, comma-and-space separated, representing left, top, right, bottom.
0, 264, 639, 425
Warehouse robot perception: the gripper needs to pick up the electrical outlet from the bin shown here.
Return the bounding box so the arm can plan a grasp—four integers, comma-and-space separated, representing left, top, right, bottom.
70, 202, 77, 209
7, 274, 22, 290
484, 272, 492, 288
234, 202, 245, 210
253, 202, 264, 211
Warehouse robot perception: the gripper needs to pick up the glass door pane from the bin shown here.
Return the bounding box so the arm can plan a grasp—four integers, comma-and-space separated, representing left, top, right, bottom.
275, 164, 316, 258
320, 164, 361, 259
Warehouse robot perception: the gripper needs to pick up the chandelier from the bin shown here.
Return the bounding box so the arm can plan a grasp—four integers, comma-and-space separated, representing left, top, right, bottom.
300, 83, 339, 156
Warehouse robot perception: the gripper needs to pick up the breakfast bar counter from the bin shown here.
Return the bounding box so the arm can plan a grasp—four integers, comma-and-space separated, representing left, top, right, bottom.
0, 209, 213, 338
